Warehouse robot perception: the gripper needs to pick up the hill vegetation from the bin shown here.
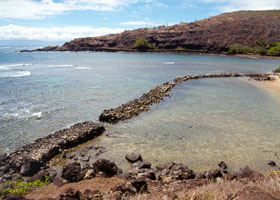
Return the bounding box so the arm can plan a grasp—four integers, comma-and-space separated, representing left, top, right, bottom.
32, 10, 280, 56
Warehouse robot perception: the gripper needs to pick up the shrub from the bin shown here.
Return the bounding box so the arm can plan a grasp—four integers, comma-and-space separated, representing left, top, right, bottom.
267, 42, 280, 56
134, 38, 152, 51
0, 176, 50, 196
175, 46, 185, 50
227, 44, 253, 54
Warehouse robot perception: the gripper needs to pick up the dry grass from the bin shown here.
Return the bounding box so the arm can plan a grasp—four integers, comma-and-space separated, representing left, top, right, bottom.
130, 172, 280, 200
182, 175, 280, 200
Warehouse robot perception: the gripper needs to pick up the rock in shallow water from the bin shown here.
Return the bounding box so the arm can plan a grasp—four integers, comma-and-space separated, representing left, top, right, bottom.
125, 152, 143, 163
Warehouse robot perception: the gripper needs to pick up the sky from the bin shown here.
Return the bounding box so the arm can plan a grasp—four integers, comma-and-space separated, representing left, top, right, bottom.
0, 0, 280, 43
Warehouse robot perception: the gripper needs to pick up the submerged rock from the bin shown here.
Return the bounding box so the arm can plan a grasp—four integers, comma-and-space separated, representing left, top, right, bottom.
125, 152, 143, 163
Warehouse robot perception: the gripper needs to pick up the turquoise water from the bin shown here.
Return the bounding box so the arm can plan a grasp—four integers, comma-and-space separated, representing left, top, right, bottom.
0, 46, 280, 172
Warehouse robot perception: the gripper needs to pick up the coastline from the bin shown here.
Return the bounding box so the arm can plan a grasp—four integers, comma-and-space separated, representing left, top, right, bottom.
20, 47, 280, 59
1, 71, 280, 199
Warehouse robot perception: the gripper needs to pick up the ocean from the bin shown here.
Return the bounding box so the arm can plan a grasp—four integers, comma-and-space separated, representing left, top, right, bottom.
1, 45, 280, 172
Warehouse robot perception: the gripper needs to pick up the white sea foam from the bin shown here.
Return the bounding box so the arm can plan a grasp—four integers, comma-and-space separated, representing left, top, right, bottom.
48, 64, 74, 68
163, 62, 175, 65
74, 66, 91, 70
0, 63, 32, 70
31, 112, 42, 119
0, 71, 31, 78
2, 109, 42, 121
0, 65, 9, 70
9, 71, 31, 77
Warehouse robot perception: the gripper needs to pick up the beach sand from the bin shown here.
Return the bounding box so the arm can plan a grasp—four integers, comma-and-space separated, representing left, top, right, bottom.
264, 74, 280, 93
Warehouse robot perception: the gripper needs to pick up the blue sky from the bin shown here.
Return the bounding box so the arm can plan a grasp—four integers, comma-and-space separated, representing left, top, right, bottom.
0, 0, 280, 42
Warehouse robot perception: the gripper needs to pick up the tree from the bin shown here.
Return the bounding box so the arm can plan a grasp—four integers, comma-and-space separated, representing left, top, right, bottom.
134, 38, 151, 51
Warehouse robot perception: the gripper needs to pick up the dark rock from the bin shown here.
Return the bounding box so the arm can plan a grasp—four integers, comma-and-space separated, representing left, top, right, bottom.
59, 187, 82, 200
0, 153, 9, 163
130, 177, 148, 193
175, 169, 195, 180
139, 162, 151, 169
267, 161, 277, 167
111, 182, 136, 194
141, 171, 156, 180
92, 159, 121, 177
0, 166, 9, 173
125, 153, 142, 163
61, 162, 82, 182
20, 157, 41, 176
237, 166, 264, 181
204, 169, 222, 180
218, 161, 228, 170
82, 189, 103, 199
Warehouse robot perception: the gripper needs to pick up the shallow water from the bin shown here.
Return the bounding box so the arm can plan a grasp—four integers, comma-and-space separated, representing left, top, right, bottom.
0, 46, 280, 172
91, 78, 280, 172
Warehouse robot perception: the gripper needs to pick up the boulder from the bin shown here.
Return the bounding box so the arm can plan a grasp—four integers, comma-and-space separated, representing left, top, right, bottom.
175, 169, 195, 180
139, 162, 152, 169
20, 157, 41, 176
130, 177, 148, 193
237, 166, 264, 181
92, 159, 121, 177
61, 162, 82, 182
125, 152, 142, 163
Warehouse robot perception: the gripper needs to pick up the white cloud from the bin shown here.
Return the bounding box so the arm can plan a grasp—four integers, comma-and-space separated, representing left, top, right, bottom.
200, 0, 280, 11
0, 0, 145, 19
121, 21, 160, 26
0, 25, 125, 41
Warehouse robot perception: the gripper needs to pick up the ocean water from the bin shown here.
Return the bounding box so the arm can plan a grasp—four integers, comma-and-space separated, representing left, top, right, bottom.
1, 46, 280, 171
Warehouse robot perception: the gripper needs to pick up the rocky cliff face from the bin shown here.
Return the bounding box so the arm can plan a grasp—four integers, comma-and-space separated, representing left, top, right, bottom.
55, 10, 280, 52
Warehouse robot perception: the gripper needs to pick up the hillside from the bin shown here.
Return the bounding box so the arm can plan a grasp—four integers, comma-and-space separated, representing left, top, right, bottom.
33, 10, 280, 54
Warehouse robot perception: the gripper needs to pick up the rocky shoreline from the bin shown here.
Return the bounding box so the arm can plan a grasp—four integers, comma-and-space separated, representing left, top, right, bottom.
6, 154, 280, 199
1, 71, 279, 199
0, 122, 105, 182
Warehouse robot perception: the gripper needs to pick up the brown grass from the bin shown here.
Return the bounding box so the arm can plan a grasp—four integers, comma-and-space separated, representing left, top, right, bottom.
131, 173, 280, 200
